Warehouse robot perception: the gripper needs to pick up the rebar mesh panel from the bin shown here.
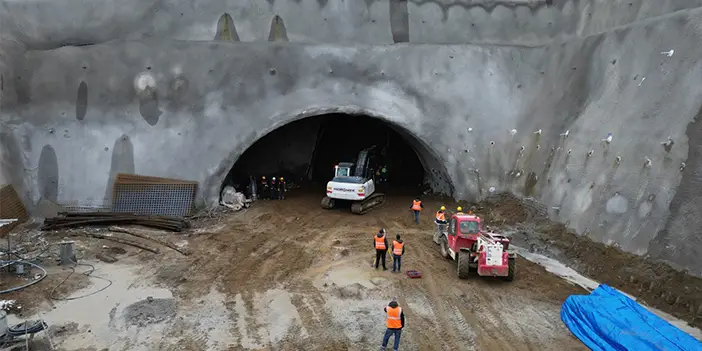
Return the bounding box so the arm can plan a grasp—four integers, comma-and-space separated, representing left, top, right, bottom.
0, 185, 29, 237
115, 173, 197, 184
112, 183, 197, 217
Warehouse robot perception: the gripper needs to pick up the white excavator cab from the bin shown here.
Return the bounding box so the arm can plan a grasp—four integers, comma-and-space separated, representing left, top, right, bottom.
334, 164, 353, 177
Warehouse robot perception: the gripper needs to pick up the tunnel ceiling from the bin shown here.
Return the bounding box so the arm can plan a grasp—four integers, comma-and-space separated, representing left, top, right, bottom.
3, 0, 702, 277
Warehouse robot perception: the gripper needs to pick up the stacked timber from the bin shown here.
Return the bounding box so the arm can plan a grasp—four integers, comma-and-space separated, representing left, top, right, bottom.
0, 185, 29, 237
42, 212, 188, 232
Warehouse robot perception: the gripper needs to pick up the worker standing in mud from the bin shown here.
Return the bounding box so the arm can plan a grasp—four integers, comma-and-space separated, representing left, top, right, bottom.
391, 234, 405, 273
259, 176, 269, 200
250, 176, 257, 201
380, 297, 405, 351
270, 177, 278, 200
278, 177, 287, 200
410, 197, 423, 224
380, 165, 388, 183
374, 229, 388, 271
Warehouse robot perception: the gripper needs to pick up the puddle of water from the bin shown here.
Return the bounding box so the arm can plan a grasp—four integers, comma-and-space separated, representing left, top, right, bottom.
19, 262, 172, 350
513, 246, 702, 341
314, 266, 376, 289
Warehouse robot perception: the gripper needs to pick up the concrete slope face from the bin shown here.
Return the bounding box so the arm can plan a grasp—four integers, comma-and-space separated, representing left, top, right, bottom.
1, 0, 702, 275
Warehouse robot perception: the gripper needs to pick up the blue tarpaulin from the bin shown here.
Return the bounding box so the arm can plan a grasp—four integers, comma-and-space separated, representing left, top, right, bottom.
561, 284, 702, 351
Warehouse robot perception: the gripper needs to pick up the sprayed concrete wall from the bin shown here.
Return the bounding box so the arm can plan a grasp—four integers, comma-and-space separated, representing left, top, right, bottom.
2, 0, 702, 275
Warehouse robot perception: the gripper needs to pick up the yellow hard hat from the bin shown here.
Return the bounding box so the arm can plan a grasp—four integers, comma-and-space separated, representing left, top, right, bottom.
457, 206, 463, 212
440, 206, 446, 211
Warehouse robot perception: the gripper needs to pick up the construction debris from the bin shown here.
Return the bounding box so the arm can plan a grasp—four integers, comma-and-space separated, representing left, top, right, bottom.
42, 212, 188, 232
220, 186, 251, 211
82, 232, 160, 254
108, 226, 189, 255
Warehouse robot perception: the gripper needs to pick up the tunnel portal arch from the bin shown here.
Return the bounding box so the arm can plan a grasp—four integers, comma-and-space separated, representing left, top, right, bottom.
204, 106, 456, 205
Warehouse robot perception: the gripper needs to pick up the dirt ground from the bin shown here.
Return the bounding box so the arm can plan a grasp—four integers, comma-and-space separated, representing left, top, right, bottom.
2, 189, 693, 350
473, 195, 702, 329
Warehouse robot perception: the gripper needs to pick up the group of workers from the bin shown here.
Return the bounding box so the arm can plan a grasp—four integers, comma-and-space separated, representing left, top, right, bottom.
373, 228, 405, 273
409, 197, 466, 225
373, 199, 470, 350
258, 176, 287, 200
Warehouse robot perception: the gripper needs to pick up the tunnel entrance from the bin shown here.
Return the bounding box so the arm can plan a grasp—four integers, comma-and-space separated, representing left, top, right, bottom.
224, 113, 427, 197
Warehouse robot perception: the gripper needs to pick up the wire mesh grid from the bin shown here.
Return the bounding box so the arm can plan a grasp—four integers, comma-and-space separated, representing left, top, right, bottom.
112, 183, 197, 217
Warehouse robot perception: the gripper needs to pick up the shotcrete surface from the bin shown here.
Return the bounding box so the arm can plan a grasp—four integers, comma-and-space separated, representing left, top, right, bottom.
2, 0, 702, 276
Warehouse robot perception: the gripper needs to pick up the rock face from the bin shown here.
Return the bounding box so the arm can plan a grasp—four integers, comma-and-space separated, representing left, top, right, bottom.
2, 0, 702, 275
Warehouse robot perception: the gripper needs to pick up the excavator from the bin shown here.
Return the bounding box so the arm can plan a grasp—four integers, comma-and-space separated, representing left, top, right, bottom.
321, 146, 386, 214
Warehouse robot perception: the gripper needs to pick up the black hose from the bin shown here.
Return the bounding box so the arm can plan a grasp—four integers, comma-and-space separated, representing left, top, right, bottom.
0, 261, 48, 294
7, 320, 47, 336
50, 260, 112, 301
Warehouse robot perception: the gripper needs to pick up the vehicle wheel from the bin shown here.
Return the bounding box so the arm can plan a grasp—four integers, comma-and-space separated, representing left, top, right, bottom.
440, 236, 450, 259
502, 257, 516, 282
457, 251, 472, 279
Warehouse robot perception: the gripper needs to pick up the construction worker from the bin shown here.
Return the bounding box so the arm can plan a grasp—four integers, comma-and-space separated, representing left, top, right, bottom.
456, 206, 464, 214
435, 206, 447, 225
434, 206, 447, 244
409, 197, 423, 224
374, 229, 389, 271
270, 177, 277, 200
391, 234, 405, 273
259, 176, 269, 200
250, 176, 258, 201
380, 165, 388, 183
278, 177, 287, 200
380, 297, 405, 351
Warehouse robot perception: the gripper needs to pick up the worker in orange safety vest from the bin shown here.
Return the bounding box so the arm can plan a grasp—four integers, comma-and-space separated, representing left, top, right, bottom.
435, 206, 447, 225
391, 234, 405, 273
409, 197, 424, 224
380, 297, 405, 351
433, 206, 448, 245
374, 228, 389, 271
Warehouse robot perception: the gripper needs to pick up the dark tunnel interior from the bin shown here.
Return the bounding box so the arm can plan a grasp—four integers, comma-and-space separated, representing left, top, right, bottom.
224, 114, 426, 196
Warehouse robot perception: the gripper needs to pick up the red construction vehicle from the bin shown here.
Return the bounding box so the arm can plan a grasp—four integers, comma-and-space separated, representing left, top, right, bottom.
437, 212, 516, 281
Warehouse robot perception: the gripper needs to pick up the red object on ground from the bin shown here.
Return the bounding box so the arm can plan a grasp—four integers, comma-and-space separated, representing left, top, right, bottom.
406, 270, 422, 278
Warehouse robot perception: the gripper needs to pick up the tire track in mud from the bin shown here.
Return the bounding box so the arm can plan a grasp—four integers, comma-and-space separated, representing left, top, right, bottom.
414, 247, 477, 351
288, 284, 352, 350
412, 226, 561, 350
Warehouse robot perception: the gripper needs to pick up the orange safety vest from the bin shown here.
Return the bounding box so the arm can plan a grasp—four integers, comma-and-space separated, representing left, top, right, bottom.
435, 211, 445, 221
375, 235, 386, 250
392, 241, 404, 256
412, 200, 422, 211
386, 306, 402, 329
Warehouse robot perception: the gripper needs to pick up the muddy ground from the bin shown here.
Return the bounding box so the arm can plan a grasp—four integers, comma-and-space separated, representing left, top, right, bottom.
473, 195, 702, 329
0, 190, 699, 350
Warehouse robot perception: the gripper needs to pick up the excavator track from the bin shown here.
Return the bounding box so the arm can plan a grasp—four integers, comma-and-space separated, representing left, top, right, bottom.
320, 196, 335, 209
350, 193, 385, 215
